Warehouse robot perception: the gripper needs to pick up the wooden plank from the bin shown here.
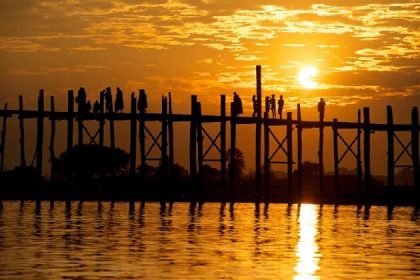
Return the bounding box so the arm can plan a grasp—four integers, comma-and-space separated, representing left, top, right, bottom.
99, 91, 104, 146
139, 93, 146, 175
77, 89, 83, 146
387, 106, 394, 191
196, 102, 203, 187
130, 93, 137, 175
412, 107, 419, 191
220, 95, 227, 191
357, 109, 362, 192
333, 118, 339, 193
297, 104, 302, 189
67, 90, 74, 151
108, 89, 115, 149
36, 90, 44, 177
319, 112, 324, 192
363, 107, 371, 194
0, 103, 8, 172
49, 96, 56, 181
189, 95, 197, 185
263, 111, 270, 188
230, 102, 237, 189
168, 92, 174, 177
255, 65, 262, 196
161, 96, 168, 177
287, 112, 293, 189
18, 96, 26, 166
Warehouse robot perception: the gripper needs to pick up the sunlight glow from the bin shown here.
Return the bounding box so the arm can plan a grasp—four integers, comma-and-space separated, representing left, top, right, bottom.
294, 204, 320, 280
298, 66, 318, 89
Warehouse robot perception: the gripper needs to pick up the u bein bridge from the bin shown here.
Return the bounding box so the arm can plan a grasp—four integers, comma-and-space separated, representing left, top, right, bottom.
0, 65, 419, 204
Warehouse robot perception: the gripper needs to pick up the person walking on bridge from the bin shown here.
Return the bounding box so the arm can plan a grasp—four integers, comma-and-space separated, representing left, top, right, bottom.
318, 97, 326, 122
270, 94, 276, 119
278, 94, 284, 120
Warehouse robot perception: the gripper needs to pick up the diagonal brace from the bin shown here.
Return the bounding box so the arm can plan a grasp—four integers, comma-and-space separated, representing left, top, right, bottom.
144, 126, 162, 158
202, 127, 222, 159
268, 128, 288, 162
394, 133, 412, 164
337, 132, 358, 164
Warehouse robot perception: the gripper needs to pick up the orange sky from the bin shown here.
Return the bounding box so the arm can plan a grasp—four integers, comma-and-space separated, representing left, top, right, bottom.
0, 1, 419, 175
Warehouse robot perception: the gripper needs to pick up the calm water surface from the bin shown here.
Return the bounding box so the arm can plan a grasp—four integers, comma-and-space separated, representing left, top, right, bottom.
0, 201, 418, 279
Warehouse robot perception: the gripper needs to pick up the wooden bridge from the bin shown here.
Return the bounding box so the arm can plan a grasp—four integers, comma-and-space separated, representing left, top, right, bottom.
0, 65, 419, 199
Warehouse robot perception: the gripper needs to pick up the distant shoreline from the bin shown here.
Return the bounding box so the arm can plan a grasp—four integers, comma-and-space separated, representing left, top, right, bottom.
1, 182, 417, 206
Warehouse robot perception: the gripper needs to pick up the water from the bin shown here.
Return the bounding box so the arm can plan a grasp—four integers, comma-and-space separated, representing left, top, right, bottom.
0, 201, 418, 279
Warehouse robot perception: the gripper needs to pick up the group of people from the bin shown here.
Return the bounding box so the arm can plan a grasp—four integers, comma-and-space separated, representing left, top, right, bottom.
74, 88, 326, 120
250, 93, 326, 121
251, 94, 285, 119
74, 87, 148, 114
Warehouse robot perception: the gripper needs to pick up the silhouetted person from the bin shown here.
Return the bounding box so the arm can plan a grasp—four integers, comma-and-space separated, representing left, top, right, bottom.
105, 87, 112, 112
233, 92, 243, 116
270, 94, 276, 119
85, 101, 92, 113
252, 94, 257, 117
76, 87, 87, 113
265, 96, 270, 114
237, 94, 243, 115
318, 97, 326, 122
278, 94, 284, 120
138, 89, 148, 113
93, 100, 100, 113
115, 87, 124, 112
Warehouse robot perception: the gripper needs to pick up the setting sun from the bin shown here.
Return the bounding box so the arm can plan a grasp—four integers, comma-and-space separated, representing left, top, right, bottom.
298, 66, 318, 90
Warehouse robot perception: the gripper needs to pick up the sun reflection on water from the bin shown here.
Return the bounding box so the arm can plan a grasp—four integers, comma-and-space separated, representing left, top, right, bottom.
294, 204, 320, 280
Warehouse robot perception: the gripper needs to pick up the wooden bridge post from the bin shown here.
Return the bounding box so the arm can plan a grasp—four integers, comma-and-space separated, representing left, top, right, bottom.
411, 107, 419, 194
18, 96, 26, 166
139, 90, 146, 175
333, 118, 339, 193
357, 109, 362, 191
189, 95, 197, 186
77, 90, 83, 146
67, 90, 74, 151
109, 92, 115, 149
363, 107, 371, 194
220, 95, 227, 190
263, 111, 269, 191
99, 91, 105, 147
130, 93, 137, 175
297, 104, 303, 192
49, 96, 56, 181
256, 65, 262, 196
287, 112, 293, 189
319, 114, 324, 192
230, 102, 237, 193
36, 90, 44, 177
168, 92, 174, 177
0, 103, 8, 173
196, 101, 204, 189
161, 96, 168, 177
387, 106, 394, 192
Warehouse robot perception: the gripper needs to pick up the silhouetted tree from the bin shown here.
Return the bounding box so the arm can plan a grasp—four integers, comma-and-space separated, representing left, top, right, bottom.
395, 167, 413, 186
138, 162, 189, 180
292, 161, 320, 180
226, 148, 245, 178
56, 145, 129, 179
203, 164, 221, 180
172, 163, 189, 180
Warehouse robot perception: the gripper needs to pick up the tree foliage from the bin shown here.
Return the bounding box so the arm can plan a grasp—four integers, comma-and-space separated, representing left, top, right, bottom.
56, 145, 129, 178
226, 148, 245, 178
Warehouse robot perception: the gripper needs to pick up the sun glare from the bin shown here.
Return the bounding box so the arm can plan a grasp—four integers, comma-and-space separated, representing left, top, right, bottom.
298, 66, 318, 89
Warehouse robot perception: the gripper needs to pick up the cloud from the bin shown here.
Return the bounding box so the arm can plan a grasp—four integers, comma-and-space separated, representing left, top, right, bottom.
0, 0, 419, 108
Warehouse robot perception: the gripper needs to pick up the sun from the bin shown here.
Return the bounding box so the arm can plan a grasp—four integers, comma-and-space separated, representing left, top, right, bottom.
298, 66, 318, 89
